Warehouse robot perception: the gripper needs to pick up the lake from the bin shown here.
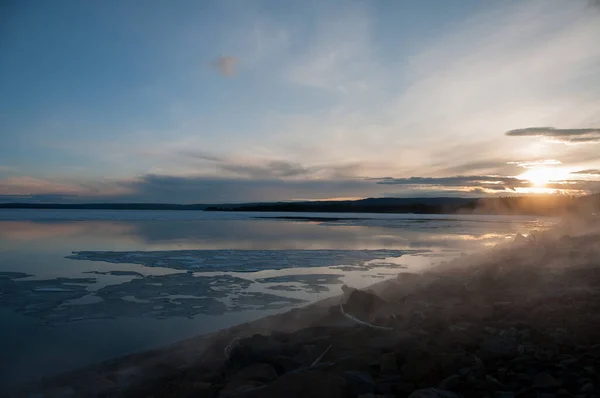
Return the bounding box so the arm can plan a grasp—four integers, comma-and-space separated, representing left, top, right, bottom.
0, 209, 556, 387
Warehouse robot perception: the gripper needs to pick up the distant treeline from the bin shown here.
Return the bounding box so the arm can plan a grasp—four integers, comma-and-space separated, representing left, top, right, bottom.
0, 203, 210, 210
206, 194, 600, 216
1, 194, 599, 216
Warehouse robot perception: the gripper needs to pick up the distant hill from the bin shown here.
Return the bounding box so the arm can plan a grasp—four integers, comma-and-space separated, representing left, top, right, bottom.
0, 203, 211, 210
1, 194, 598, 216
206, 195, 597, 216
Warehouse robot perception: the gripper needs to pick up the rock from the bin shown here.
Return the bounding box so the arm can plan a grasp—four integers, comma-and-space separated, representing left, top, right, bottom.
344, 371, 376, 395
400, 349, 442, 383
478, 335, 518, 360
485, 375, 507, 389
343, 289, 390, 322
173, 381, 216, 398
264, 356, 301, 375
407, 388, 461, 398
368, 330, 414, 352
513, 233, 528, 245
257, 370, 349, 398
219, 380, 264, 397
293, 344, 319, 364
438, 374, 460, 391
375, 376, 415, 395
232, 363, 278, 383
380, 352, 399, 375
580, 382, 594, 392
331, 355, 371, 373
227, 334, 284, 369
533, 372, 561, 389
493, 392, 515, 398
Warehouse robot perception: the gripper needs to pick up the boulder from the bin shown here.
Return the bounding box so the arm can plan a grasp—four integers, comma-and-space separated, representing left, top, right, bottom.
256, 370, 349, 398
343, 371, 376, 395
408, 388, 461, 398
172, 381, 216, 398
232, 363, 277, 383
380, 352, 399, 375
532, 372, 561, 389
343, 289, 391, 322
227, 334, 284, 369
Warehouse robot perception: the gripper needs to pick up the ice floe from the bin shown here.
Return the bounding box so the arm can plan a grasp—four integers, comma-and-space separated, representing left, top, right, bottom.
0, 272, 305, 324
2, 250, 426, 324
67, 249, 416, 272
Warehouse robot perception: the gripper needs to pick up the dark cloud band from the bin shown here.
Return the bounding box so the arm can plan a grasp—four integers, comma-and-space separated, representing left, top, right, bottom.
506, 127, 600, 143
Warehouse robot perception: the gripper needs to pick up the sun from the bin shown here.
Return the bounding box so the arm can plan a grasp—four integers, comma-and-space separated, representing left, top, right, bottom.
517, 167, 567, 187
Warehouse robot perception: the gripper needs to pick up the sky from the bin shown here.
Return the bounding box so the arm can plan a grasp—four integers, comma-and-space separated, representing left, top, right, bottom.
1, 0, 600, 204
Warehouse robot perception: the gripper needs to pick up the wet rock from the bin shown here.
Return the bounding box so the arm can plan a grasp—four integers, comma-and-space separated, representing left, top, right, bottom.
533, 372, 561, 389
257, 370, 349, 398
380, 352, 399, 375
344, 371, 376, 395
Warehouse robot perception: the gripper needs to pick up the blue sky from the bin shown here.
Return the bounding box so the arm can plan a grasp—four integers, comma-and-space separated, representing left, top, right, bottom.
1, 0, 600, 203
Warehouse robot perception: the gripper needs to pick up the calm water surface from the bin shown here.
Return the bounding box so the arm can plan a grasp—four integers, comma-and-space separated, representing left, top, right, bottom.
0, 210, 556, 386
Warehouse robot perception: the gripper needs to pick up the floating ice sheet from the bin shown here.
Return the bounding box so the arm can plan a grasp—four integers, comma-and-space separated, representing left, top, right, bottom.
258, 273, 345, 294
67, 249, 416, 271
0, 272, 305, 324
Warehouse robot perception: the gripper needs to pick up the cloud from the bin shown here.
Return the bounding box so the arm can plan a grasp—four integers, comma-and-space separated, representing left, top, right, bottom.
178, 149, 224, 162
120, 174, 380, 203
507, 159, 562, 168
506, 127, 600, 143
212, 56, 238, 76
571, 169, 600, 175
374, 175, 532, 192
219, 160, 313, 178
440, 160, 514, 175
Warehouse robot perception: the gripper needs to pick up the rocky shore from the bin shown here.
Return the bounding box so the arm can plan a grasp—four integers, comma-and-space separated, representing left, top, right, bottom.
8, 217, 600, 398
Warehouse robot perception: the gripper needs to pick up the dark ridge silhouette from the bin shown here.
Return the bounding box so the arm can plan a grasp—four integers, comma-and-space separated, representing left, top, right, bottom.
3, 194, 597, 216
207, 194, 600, 216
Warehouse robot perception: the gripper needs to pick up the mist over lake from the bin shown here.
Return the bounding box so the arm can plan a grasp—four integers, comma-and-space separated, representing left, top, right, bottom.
0, 209, 556, 386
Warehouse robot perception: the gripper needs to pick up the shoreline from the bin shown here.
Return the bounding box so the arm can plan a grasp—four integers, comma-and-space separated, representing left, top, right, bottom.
7, 215, 600, 397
